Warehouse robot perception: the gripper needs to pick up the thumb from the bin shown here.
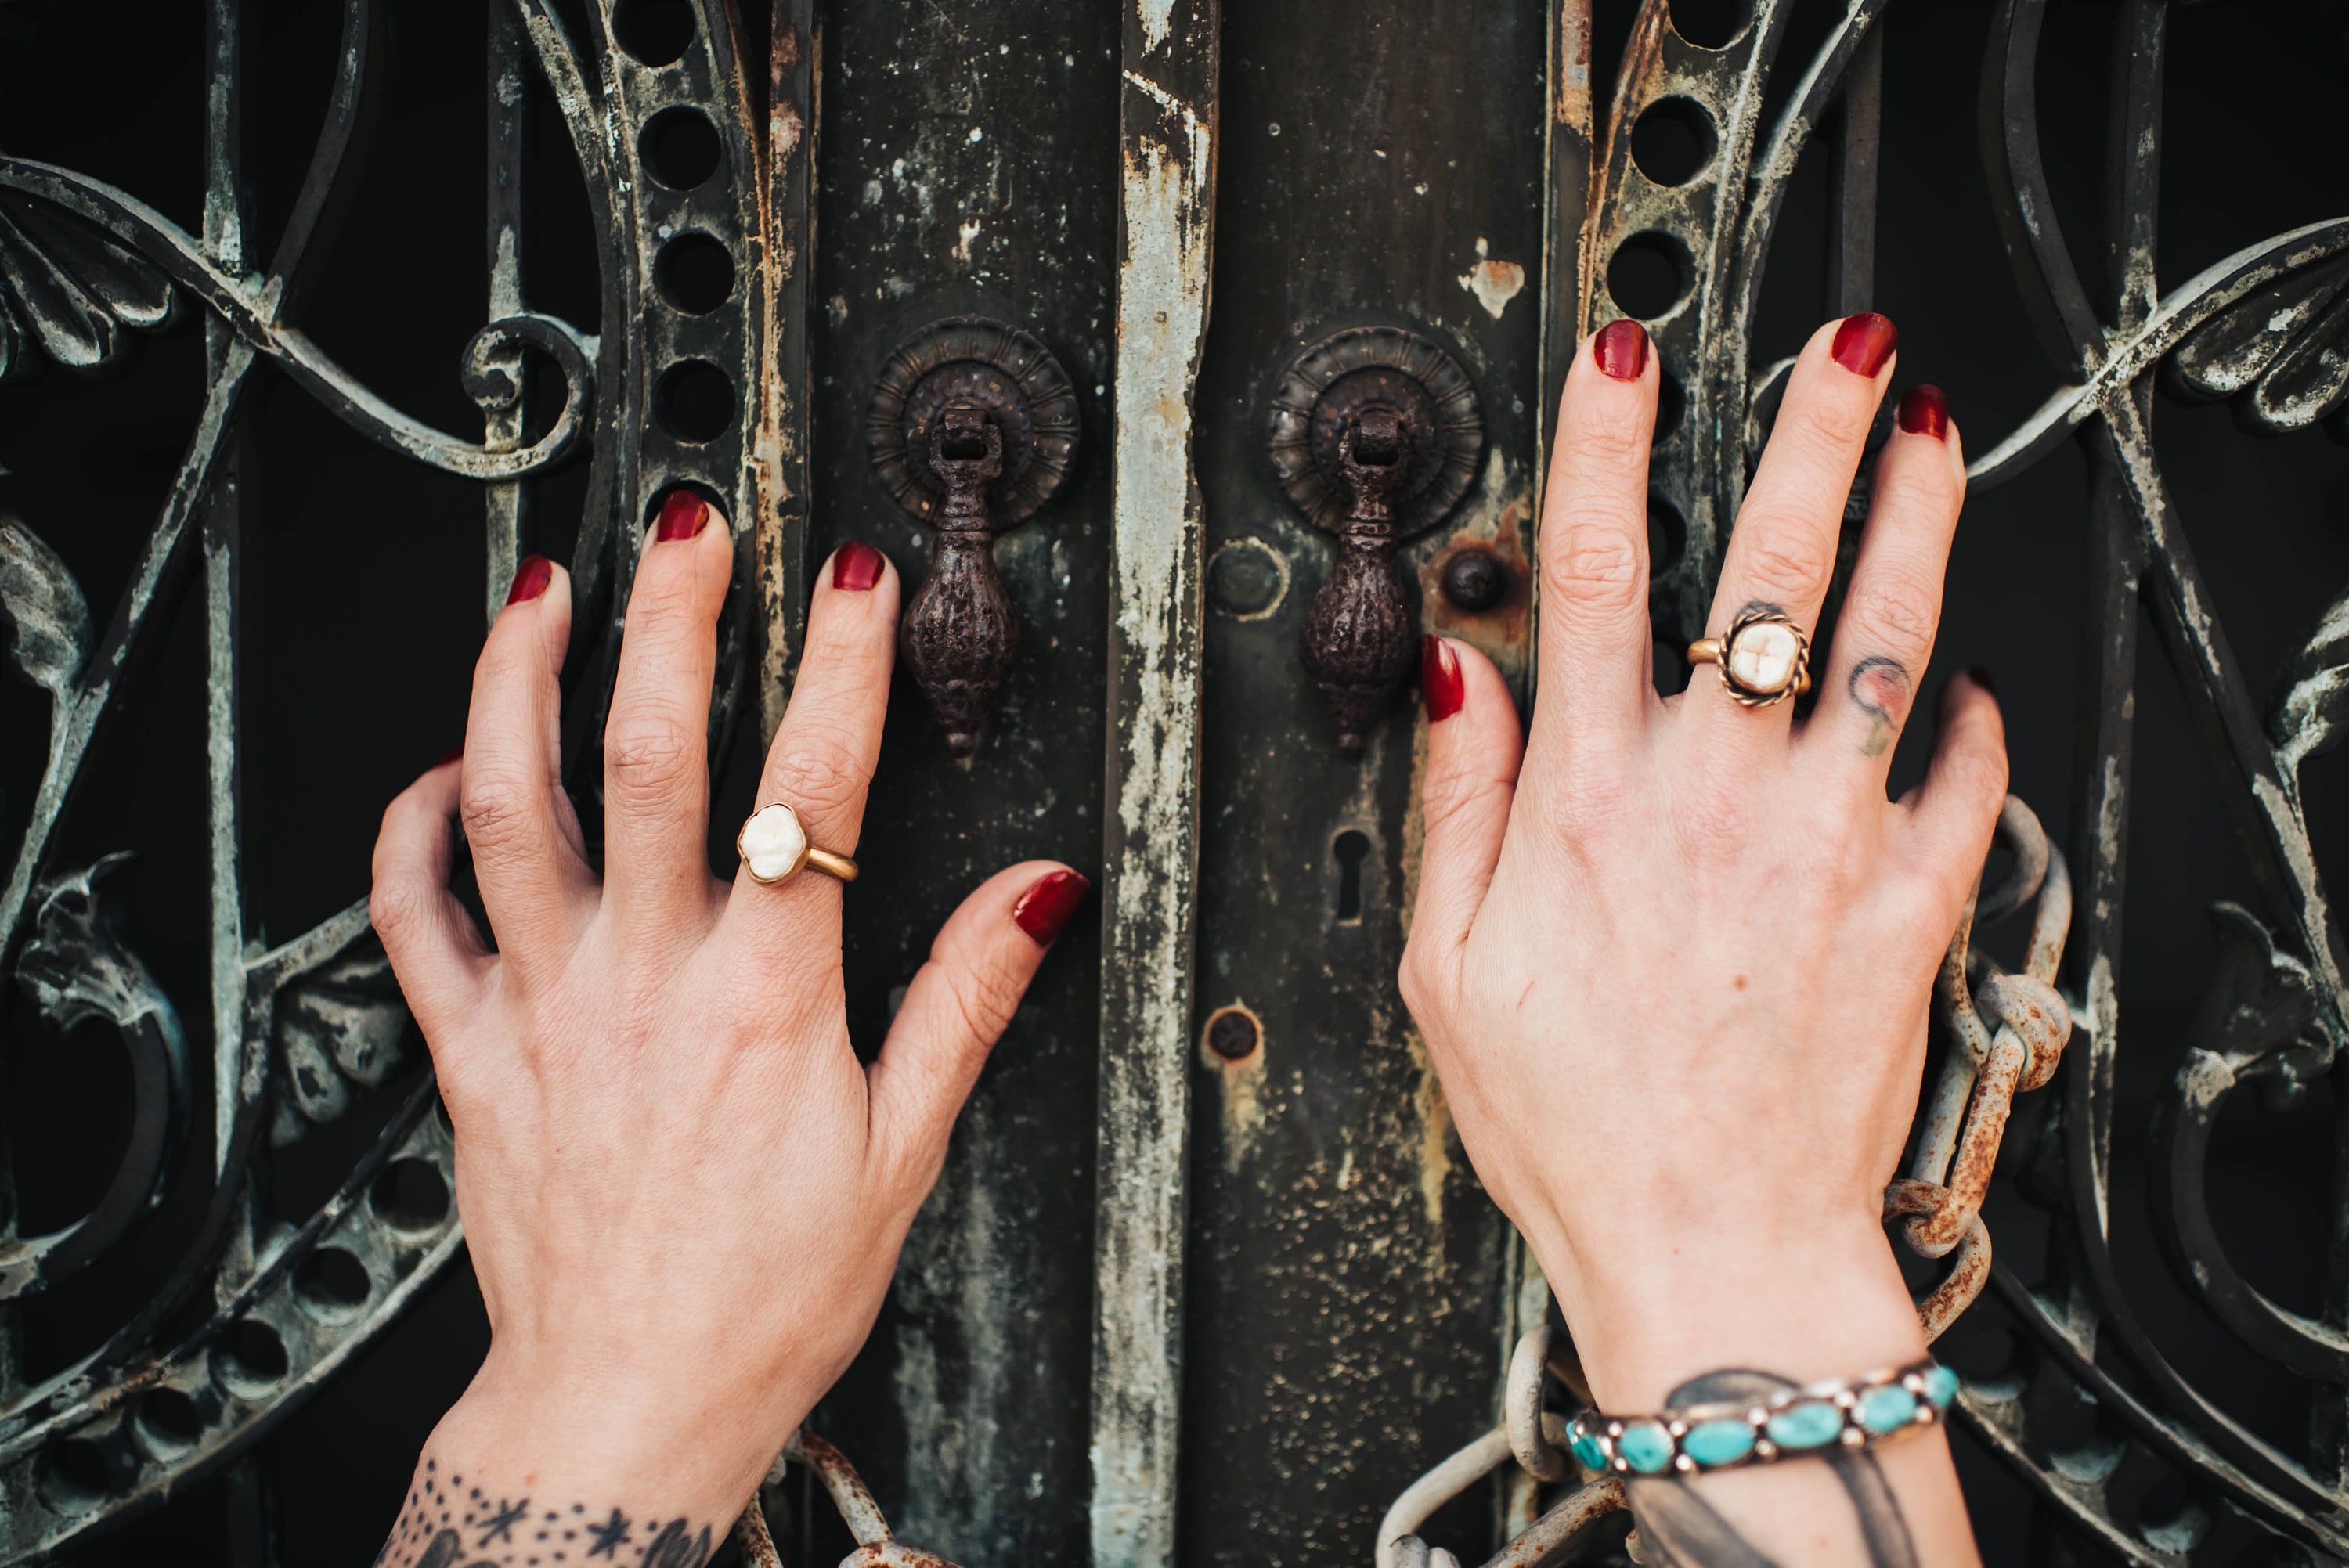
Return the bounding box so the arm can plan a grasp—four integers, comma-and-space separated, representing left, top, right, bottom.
1409, 636, 1523, 975
866, 860, 1088, 1190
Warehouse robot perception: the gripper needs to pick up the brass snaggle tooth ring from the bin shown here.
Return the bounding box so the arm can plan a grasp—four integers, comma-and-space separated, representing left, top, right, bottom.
737, 802, 858, 885
1686, 606, 1813, 708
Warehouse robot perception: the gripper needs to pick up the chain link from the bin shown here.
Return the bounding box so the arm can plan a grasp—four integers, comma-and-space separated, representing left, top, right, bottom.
737, 1430, 965, 1568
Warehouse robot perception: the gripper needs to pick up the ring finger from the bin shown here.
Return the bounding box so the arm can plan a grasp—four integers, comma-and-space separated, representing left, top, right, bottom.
1685, 312, 1897, 737
1802, 384, 1966, 779
719, 541, 898, 964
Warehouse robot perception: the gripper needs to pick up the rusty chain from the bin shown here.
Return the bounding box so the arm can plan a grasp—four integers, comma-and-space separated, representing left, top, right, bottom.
734, 1430, 965, 1568
1377, 795, 2074, 1567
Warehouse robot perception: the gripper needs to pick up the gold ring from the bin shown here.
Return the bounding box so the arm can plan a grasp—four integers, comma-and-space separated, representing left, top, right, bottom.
736, 802, 859, 885
1686, 607, 1813, 708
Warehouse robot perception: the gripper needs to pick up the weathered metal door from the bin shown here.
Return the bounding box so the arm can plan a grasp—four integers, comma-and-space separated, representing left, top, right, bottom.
5, 2, 2349, 1566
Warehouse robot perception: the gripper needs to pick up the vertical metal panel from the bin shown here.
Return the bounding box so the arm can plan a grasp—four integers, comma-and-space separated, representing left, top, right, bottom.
1092, 5, 1218, 1566
803, 5, 1120, 1565
1182, 3, 1542, 1563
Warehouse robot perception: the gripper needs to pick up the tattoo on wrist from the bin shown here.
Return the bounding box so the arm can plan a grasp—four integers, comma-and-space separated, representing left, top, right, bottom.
375, 1459, 714, 1568
1847, 656, 1910, 758
1626, 1369, 1918, 1568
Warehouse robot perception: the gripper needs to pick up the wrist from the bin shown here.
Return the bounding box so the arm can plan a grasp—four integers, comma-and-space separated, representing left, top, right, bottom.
1534, 1211, 1925, 1413
423, 1343, 819, 1538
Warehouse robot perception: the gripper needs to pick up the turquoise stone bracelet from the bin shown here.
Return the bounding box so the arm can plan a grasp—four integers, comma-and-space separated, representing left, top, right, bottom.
1565, 1360, 1958, 1478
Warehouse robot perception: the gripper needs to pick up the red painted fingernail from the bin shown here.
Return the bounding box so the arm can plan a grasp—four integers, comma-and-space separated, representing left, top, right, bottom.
1830, 312, 1899, 377
504, 554, 554, 605
1423, 635, 1465, 723
1593, 319, 1649, 382
833, 541, 886, 592
654, 490, 710, 542
435, 745, 464, 769
1896, 384, 1949, 440
1012, 869, 1090, 946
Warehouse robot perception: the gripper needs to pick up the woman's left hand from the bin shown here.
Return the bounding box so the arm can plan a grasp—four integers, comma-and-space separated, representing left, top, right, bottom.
368, 497, 1085, 1567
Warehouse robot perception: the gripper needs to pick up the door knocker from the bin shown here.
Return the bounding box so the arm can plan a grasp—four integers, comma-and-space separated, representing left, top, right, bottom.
1268, 325, 1484, 752
869, 317, 1080, 755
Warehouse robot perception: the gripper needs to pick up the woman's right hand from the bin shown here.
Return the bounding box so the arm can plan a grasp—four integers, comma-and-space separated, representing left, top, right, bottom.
368, 498, 1086, 1567
1404, 315, 1999, 1566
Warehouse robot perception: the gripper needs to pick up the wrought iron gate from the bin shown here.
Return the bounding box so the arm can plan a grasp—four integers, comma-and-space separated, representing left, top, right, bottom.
2, 2, 2346, 1564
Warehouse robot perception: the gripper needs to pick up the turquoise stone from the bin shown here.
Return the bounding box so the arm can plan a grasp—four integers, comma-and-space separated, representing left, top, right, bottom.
1923, 1365, 1960, 1410
1856, 1385, 1919, 1434
1681, 1419, 1755, 1468
1616, 1421, 1676, 1474
1569, 1431, 1607, 1472
1764, 1401, 1845, 1451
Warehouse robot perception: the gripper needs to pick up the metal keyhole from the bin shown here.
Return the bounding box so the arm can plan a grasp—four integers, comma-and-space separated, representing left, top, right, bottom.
1333, 829, 1370, 921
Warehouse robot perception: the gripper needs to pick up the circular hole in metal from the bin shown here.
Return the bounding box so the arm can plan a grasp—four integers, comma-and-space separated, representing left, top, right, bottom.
2135, 1469, 2206, 1549
1630, 96, 1717, 187
37, 1439, 117, 1510
656, 232, 734, 315
1203, 1005, 1261, 1063
218, 1317, 288, 1390
655, 359, 737, 443
1207, 539, 1288, 618
611, 0, 695, 66
1606, 230, 1695, 323
136, 1387, 205, 1454
294, 1245, 371, 1314
1667, 0, 1750, 48
1647, 493, 1685, 575
639, 106, 722, 189
1441, 548, 1509, 612
644, 479, 726, 535
1654, 364, 1686, 444
370, 1156, 451, 1232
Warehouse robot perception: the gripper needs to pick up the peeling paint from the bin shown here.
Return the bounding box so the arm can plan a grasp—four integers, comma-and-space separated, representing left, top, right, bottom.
1092, 10, 1216, 1567
1457, 237, 1526, 320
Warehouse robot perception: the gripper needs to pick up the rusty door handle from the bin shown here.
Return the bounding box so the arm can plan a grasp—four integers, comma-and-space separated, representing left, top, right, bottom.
900, 404, 1018, 756
1271, 325, 1485, 752
868, 318, 1080, 755
1299, 409, 1420, 754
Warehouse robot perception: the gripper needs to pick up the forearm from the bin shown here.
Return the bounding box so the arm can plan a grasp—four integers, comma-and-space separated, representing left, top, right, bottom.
1534, 1216, 1979, 1568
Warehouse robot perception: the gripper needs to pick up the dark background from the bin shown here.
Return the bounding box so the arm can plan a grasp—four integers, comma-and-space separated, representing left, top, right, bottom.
2, 0, 2347, 1563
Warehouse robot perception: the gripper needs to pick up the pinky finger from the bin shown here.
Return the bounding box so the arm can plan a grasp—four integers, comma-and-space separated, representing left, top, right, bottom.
865, 861, 1085, 1194
1900, 672, 2008, 909
370, 759, 492, 1040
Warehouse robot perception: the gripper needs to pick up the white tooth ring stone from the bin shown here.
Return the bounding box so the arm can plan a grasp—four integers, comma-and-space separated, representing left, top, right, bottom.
1686, 606, 1813, 708
737, 802, 858, 885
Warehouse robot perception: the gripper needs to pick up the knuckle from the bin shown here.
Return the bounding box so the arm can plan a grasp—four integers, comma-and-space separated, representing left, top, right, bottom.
367, 874, 432, 950
458, 764, 541, 853
1543, 521, 1645, 618
1774, 390, 1873, 461
940, 946, 1025, 1047
1871, 458, 1956, 523
1730, 524, 1829, 607
1420, 766, 1509, 838
1844, 575, 1941, 658
765, 734, 867, 823
1953, 743, 2011, 809
1564, 401, 1649, 469
604, 714, 699, 803
1398, 942, 1446, 1017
